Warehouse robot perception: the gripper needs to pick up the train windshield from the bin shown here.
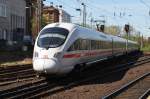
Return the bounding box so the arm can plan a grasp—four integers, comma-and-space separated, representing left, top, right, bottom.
37, 27, 69, 48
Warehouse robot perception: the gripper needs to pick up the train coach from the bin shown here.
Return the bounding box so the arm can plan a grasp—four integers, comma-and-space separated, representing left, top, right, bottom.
33, 23, 139, 75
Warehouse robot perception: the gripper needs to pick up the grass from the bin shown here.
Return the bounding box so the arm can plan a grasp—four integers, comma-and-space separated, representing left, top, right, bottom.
0, 59, 32, 67
141, 45, 150, 52
0, 50, 33, 67
0, 50, 33, 56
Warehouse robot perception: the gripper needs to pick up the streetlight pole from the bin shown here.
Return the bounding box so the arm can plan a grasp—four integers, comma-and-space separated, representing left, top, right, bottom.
37, 0, 42, 32
99, 15, 105, 25
90, 17, 93, 29
81, 3, 86, 27
76, 8, 81, 25
25, 0, 33, 37
35, 0, 44, 33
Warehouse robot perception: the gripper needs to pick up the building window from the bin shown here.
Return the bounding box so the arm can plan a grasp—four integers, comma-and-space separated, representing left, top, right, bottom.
0, 28, 2, 39
0, 3, 6, 17
2, 29, 7, 40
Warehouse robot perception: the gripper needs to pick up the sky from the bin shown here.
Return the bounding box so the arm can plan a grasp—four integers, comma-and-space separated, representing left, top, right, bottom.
44, 0, 150, 38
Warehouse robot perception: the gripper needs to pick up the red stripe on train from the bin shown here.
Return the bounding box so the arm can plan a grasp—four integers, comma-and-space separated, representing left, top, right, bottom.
63, 50, 112, 58
63, 53, 81, 58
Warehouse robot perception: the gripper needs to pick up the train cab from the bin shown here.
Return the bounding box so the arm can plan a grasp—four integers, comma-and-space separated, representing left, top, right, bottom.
33, 27, 70, 74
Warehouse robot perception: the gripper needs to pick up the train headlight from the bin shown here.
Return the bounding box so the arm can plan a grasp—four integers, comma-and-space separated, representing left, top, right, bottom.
54, 52, 62, 58
34, 51, 39, 58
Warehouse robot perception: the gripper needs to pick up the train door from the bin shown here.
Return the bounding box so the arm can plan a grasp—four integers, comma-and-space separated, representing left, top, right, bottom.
79, 39, 91, 64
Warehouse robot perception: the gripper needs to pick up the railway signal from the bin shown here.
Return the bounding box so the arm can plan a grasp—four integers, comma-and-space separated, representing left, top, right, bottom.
124, 24, 130, 51
124, 24, 130, 33
100, 25, 105, 32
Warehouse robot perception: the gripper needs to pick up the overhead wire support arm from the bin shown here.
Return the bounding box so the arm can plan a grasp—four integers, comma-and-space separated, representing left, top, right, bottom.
140, 0, 150, 16
140, 0, 150, 8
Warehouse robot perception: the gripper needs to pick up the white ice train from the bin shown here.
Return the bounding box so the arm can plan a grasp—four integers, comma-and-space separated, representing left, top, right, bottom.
33, 23, 139, 74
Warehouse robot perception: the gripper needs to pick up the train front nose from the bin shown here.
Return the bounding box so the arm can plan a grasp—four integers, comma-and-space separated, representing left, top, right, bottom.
33, 59, 59, 74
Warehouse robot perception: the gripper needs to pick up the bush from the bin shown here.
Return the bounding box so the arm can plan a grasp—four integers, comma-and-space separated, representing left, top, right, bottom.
142, 45, 150, 52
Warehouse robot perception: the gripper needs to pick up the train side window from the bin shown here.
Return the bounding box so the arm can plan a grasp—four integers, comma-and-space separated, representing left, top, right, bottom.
80, 39, 87, 50
103, 41, 107, 49
107, 42, 111, 49
101, 41, 103, 49
68, 39, 92, 51
104, 41, 108, 49
67, 44, 74, 51
98, 41, 100, 49
74, 39, 81, 50
67, 39, 80, 51
87, 39, 91, 50
95, 41, 99, 49
91, 40, 96, 50
114, 42, 117, 49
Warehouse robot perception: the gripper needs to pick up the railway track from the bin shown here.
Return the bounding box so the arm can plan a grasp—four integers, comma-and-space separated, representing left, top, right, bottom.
139, 88, 150, 99
0, 53, 149, 99
0, 77, 37, 87
25, 55, 150, 99
102, 72, 150, 99
0, 64, 32, 74
0, 68, 35, 82
0, 52, 145, 83
0, 64, 35, 83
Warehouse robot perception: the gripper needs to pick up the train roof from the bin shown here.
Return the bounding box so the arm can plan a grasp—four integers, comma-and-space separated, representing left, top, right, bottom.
42, 23, 137, 44
42, 23, 76, 32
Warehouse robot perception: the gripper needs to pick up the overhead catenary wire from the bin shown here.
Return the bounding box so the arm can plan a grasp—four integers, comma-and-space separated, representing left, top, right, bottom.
43, 0, 149, 37
140, 0, 150, 16
140, 0, 150, 8
56, 0, 78, 10
85, 0, 148, 36
44, 0, 78, 10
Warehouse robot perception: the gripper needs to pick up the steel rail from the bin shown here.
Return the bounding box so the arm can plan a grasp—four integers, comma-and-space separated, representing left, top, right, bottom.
0, 73, 36, 82
1, 54, 150, 99
102, 72, 150, 99
0, 69, 35, 82
139, 89, 150, 99
26, 56, 150, 99
0, 77, 36, 87
0, 78, 46, 97
0, 68, 34, 76
0, 64, 32, 74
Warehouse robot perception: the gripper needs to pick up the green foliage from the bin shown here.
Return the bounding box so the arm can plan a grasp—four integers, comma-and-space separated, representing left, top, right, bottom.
122, 34, 140, 42
41, 16, 47, 28
31, 17, 36, 33
105, 25, 121, 35
141, 44, 150, 52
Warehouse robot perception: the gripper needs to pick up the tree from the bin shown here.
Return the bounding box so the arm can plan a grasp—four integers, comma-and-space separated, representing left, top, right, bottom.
31, 17, 37, 39
105, 25, 121, 35
41, 16, 47, 28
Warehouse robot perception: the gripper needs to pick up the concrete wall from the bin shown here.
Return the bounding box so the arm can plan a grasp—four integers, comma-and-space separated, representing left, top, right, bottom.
0, 0, 26, 41
0, 0, 8, 40
59, 9, 71, 23
7, 0, 26, 41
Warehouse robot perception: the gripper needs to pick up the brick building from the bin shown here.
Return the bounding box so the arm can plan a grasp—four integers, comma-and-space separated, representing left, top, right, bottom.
26, 0, 43, 39
43, 6, 59, 24
43, 5, 71, 24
